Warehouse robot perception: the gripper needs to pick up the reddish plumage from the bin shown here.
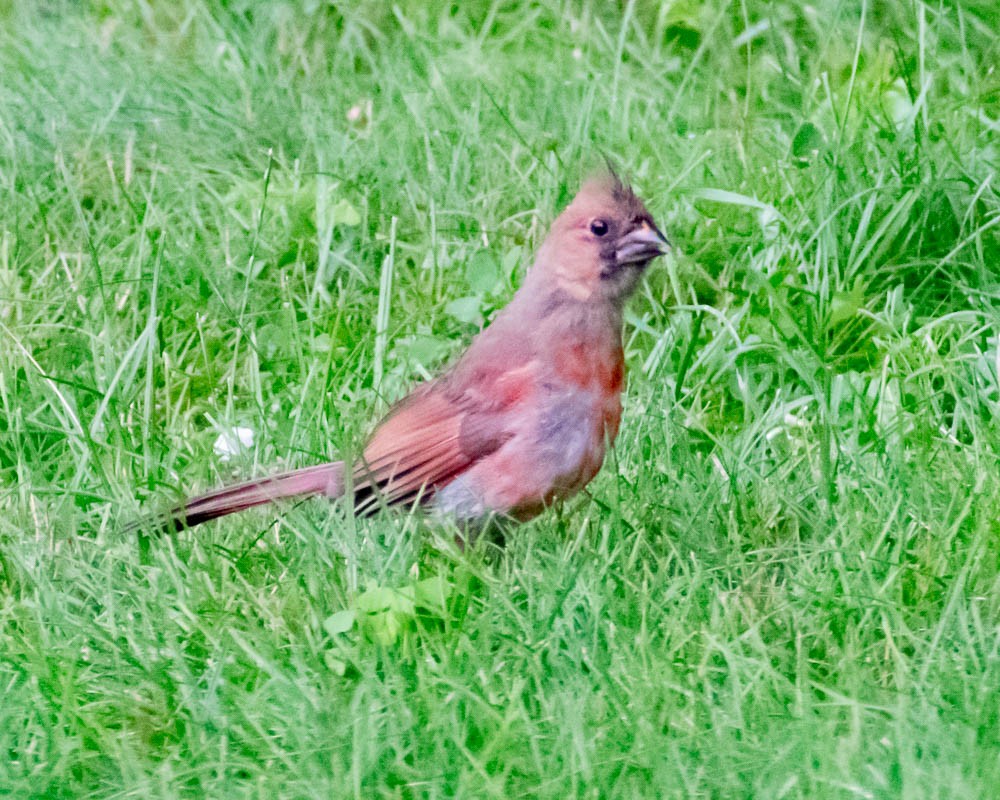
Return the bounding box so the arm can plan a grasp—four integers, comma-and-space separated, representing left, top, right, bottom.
148, 174, 669, 537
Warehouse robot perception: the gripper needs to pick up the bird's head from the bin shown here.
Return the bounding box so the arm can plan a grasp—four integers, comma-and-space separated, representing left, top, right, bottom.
531, 174, 670, 304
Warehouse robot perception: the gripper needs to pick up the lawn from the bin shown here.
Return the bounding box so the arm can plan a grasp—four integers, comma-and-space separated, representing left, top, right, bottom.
1, 0, 999, 797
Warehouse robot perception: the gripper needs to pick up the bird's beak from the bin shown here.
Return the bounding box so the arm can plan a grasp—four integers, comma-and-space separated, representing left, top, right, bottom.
615, 221, 671, 266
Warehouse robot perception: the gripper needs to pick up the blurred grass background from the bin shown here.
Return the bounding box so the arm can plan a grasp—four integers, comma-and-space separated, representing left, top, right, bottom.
1, 0, 998, 797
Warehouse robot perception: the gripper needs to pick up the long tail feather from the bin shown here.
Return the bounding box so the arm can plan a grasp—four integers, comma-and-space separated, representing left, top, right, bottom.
136, 462, 345, 533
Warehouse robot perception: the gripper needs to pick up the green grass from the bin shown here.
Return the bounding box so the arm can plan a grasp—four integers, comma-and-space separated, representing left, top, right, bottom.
1, 0, 999, 796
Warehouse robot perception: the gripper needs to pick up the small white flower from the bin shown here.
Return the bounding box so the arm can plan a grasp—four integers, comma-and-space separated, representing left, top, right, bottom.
346, 99, 373, 126
213, 427, 255, 461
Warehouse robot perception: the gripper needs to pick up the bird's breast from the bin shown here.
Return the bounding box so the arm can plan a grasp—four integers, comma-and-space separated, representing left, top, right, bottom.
552, 340, 625, 409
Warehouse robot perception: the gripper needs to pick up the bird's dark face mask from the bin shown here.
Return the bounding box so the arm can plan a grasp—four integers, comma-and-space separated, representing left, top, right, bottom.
596, 217, 670, 298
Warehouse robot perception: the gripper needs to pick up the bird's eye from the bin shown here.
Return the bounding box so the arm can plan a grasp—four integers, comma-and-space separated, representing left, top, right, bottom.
590, 219, 609, 236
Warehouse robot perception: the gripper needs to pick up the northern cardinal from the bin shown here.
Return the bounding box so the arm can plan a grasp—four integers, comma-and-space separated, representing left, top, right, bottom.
151, 174, 669, 536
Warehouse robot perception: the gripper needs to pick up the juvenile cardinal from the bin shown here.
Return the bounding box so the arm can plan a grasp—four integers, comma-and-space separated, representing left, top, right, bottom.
153, 174, 669, 535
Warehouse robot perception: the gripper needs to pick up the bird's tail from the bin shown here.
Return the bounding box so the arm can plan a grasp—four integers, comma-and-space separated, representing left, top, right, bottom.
135, 462, 345, 533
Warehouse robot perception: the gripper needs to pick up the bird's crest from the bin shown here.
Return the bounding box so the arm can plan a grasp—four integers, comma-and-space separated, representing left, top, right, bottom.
569, 170, 650, 221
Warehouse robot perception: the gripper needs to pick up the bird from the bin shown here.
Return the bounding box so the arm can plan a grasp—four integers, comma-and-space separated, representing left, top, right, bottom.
147, 172, 669, 538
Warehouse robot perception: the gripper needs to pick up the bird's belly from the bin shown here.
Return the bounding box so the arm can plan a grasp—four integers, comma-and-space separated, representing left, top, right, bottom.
432, 388, 617, 524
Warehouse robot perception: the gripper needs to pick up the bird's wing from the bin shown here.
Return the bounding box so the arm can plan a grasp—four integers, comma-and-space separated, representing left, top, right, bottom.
352, 362, 539, 512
